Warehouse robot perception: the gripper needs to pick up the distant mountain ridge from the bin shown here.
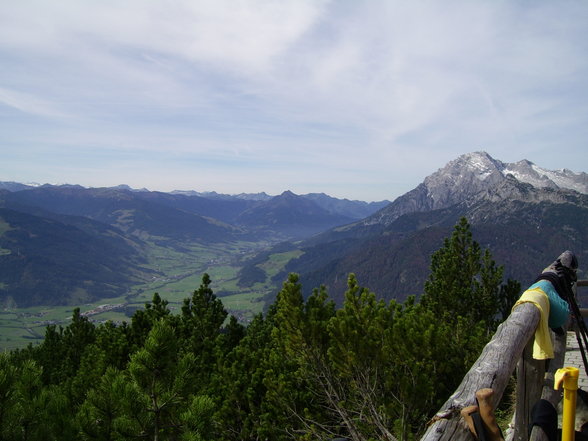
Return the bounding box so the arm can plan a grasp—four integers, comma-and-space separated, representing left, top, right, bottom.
235, 190, 357, 239
170, 190, 273, 201
0, 184, 389, 240
1, 185, 242, 243
0, 182, 42, 192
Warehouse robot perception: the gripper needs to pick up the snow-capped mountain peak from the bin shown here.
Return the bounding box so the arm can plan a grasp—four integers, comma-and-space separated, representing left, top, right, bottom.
458, 151, 502, 177
363, 151, 587, 226
432, 151, 588, 195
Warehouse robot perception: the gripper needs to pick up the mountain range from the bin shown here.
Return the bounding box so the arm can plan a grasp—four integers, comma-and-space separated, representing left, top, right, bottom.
1, 151, 586, 308
0, 184, 388, 306
271, 152, 588, 303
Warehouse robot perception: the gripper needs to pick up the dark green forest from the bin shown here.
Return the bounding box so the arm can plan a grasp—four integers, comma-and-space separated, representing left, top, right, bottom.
0, 219, 520, 441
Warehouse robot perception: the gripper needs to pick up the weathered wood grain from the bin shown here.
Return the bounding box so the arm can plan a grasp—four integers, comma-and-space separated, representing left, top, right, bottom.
512, 339, 546, 441
420, 303, 540, 441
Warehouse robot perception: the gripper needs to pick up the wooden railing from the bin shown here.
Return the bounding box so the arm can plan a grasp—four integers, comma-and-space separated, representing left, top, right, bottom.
419, 279, 588, 441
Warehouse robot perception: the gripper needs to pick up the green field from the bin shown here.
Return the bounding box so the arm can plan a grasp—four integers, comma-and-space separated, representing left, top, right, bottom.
0, 239, 296, 351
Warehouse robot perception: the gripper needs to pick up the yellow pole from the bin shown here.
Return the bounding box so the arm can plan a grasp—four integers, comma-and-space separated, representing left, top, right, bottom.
555, 366, 580, 441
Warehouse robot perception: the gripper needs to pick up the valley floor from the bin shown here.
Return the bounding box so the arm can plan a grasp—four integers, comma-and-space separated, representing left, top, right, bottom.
0, 238, 295, 351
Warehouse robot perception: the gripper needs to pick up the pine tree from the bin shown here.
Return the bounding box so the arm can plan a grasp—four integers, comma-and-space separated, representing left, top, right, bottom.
179, 273, 228, 395
78, 367, 121, 441
498, 278, 522, 321
35, 324, 66, 385
322, 274, 396, 441
266, 275, 336, 440
62, 308, 97, 379
95, 321, 133, 370
181, 273, 227, 341
130, 293, 171, 350
0, 353, 17, 440
179, 394, 215, 441
215, 315, 245, 356
126, 319, 196, 441
383, 299, 486, 439
420, 217, 503, 331
8, 359, 45, 441
213, 313, 275, 441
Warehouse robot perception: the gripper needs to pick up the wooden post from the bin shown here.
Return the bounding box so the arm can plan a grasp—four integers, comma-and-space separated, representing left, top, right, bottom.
526, 328, 567, 441
420, 303, 540, 441
512, 339, 546, 441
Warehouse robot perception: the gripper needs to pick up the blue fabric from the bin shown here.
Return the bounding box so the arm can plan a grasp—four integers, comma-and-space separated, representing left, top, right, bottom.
527, 280, 569, 329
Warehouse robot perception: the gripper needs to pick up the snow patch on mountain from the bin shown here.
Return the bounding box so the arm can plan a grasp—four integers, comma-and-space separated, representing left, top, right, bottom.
502, 160, 588, 194
362, 151, 587, 227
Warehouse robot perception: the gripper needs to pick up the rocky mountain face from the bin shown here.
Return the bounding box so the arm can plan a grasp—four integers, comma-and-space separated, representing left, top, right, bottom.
364, 151, 588, 226
502, 159, 588, 193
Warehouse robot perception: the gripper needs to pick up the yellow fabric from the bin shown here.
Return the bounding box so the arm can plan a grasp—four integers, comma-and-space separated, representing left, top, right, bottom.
513, 289, 553, 359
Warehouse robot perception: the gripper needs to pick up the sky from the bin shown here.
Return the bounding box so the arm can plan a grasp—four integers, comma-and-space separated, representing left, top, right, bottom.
1, 1, 587, 202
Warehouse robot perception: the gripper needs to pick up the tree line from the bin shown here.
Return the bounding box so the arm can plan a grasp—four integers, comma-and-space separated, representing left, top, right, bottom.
0, 218, 520, 441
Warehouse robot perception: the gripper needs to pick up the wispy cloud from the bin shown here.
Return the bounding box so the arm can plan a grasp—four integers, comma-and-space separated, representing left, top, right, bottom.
0, 87, 71, 119
0, 0, 587, 200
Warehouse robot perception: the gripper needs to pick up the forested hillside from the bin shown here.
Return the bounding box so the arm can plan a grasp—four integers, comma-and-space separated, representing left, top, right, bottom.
0, 220, 519, 441
0, 207, 151, 306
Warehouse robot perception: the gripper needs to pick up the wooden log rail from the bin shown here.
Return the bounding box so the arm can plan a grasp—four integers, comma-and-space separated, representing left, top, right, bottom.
419, 280, 587, 441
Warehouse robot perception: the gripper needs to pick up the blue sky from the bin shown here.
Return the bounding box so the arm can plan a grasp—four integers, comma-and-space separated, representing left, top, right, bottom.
1, 0, 587, 201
